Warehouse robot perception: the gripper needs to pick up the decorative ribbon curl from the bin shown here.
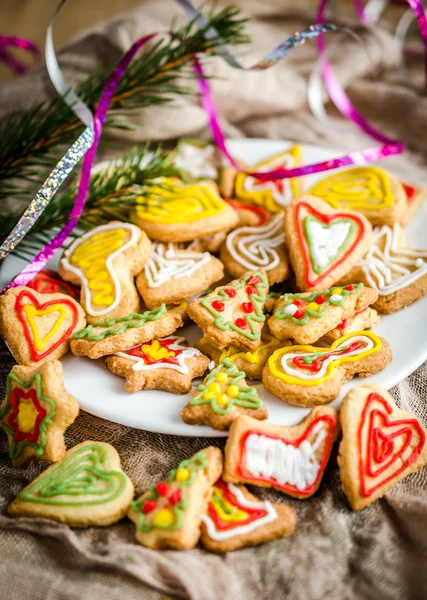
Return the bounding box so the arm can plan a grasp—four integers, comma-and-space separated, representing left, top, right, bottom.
0, 35, 39, 75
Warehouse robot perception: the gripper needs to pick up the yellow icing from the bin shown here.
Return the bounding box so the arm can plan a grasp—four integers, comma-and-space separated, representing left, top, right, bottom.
175, 467, 190, 482
227, 385, 239, 398
219, 335, 281, 366
17, 402, 38, 433
140, 340, 175, 361
211, 486, 248, 523
217, 394, 229, 406
309, 167, 395, 211
215, 372, 228, 384
152, 508, 175, 527
23, 304, 68, 352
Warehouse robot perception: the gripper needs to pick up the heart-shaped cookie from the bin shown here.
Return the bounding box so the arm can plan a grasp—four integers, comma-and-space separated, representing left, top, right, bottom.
8, 441, 134, 526
285, 195, 372, 291
0, 286, 86, 367
28, 269, 80, 299
338, 383, 427, 510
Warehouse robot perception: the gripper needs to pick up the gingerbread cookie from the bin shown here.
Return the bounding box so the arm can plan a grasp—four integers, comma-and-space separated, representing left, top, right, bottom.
128, 447, 222, 550
59, 221, 151, 323
309, 167, 407, 226
233, 146, 303, 213
0, 361, 79, 467
181, 358, 267, 431
105, 335, 209, 393
136, 242, 224, 309
220, 213, 289, 285
341, 223, 427, 313
262, 331, 392, 407
268, 283, 377, 344
28, 269, 79, 299
132, 180, 238, 243
400, 182, 426, 226
285, 195, 372, 292
171, 139, 220, 180
9, 441, 134, 526
223, 408, 339, 498
321, 306, 379, 344
225, 200, 270, 228
200, 479, 296, 552
70, 304, 182, 359
338, 383, 427, 511
188, 271, 269, 352
0, 286, 86, 367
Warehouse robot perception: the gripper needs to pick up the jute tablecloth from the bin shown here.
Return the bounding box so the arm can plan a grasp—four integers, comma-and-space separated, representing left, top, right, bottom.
0, 2, 426, 598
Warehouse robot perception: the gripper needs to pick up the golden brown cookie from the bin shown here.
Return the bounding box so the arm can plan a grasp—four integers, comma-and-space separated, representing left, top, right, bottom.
399, 182, 426, 226
320, 306, 379, 344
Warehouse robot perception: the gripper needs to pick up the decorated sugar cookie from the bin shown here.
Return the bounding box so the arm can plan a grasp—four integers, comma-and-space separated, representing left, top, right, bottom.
132, 180, 238, 243
338, 383, 427, 511
284, 195, 372, 292
200, 480, 296, 552
188, 271, 269, 352
128, 447, 222, 550
233, 146, 303, 213
185, 231, 227, 254
0, 361, 79, 467
225, 200, 270, 227
59, 221, 151, 324
181, 358, 267, 431
400, 181, 426, 226
321, 306, 379, 344
262, 331, 392, 407
28, 269, 79, 299
105, 336, 210, 393
196, 332, 290, 380
223, 408, 339, 498
70, 304, 183, 359
220, 213, 289, 285
268, 283, 377, 344
0, 286, 86, 367
9, 441, 134, 526
309, 167, 407, 226
136, 242, 224, 309
342, 223, 427, 313
171, 139, 219, 180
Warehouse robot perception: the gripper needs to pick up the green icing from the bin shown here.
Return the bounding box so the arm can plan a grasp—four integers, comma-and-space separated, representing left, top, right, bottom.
273, 283, 363, 326
0, 373, 56, 461
304, 215, 356, 274
72, 304, 167, 341
201, 271, 268, 341
191, 358, 262, 415
18, 444, 128, 506
131, 451, 208, 532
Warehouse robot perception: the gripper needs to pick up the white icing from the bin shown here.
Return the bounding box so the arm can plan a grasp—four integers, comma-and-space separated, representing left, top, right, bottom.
173, 143, 218, 179
225, 213, 285, 271
281, 334, 374, 381
283, 303, 298, 315
144, 243, 212, 288
306, 219, 352, 270
60, 222, 139, 317
201, 483, 278, 541
243, 154, 293, 207
359, 224, 427, 295
115, 336, 201, 374
329, 294, 343, 302
244, 422, 326, 491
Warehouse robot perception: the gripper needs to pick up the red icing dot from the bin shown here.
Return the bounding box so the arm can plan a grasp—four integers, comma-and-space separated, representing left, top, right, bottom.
169, 489, 182, 505
241, 301, 254, 314
235, 317, 248, 329
143, 500, 157, 514
248, 275, 261, 285
345, 285, 354, 291
293, 309, 305, 320
315, 295, 326, 304
224, 288, 237, 298
212, 300, 225, 312
156, 482, 169, 496
293, 299, 305, 307
246, 285, 257, 296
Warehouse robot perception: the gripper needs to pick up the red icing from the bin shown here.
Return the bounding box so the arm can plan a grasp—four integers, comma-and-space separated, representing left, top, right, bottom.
293, 309, 305, 320
225, 200, 269, 226
315, 295, 326, 304
237, 415, 338, 496
296, 202, 366, 288
169, 489, 182, 505
212, 301, 225, 312
337, 307, 368, 331
358, 393, 425, 497
156, 482, 169, 496
293, 299, 305, 307
28, 269, 79, 299
241, 302, 254, 314
224, 288, 237, 298
143, 500, 156, 514
345, 285, 354, 291
7, 388, 46, 443
248, 275, 261, 285
246, 285, 256, 296
15, 289, 80, 362
292, 341, 363, 372
401, 182, 416, 201
127, 338, 183, 367
235, 318, 248, 329
208, 480, 268, 531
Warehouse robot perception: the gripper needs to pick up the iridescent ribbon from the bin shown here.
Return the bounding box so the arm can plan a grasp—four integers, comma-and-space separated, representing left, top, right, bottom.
0, 35, 39, 75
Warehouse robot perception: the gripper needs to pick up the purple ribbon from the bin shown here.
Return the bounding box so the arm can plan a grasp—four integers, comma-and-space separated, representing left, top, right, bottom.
0, 35, 39, 75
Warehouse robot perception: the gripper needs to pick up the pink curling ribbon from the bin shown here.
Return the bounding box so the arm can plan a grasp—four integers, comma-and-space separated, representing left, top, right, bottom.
0, 35, 39, 75
405, 0, 427, 84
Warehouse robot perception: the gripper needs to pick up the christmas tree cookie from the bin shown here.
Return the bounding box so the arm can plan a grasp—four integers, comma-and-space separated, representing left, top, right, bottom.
187, 271, 269, 352
8, 441, 134, 526
70, 305, 183, 359
268, 283, 378, 344
284, 195, 372, 292
128, 447, 222, 550
0, 361, 79, 467
0, 286, 86, 368
181, 359, 267, 431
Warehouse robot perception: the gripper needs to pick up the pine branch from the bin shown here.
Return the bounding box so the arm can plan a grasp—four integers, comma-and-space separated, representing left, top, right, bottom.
0, 6, 248, 203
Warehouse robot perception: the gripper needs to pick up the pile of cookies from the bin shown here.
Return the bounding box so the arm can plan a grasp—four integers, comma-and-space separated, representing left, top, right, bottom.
1, 141, 427, 552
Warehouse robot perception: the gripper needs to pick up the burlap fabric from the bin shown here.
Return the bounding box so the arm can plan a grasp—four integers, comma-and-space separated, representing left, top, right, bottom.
0, 2, 426, 599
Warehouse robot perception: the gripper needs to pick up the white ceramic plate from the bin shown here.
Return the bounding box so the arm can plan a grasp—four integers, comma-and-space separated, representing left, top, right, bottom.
1, 138, 427, 437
